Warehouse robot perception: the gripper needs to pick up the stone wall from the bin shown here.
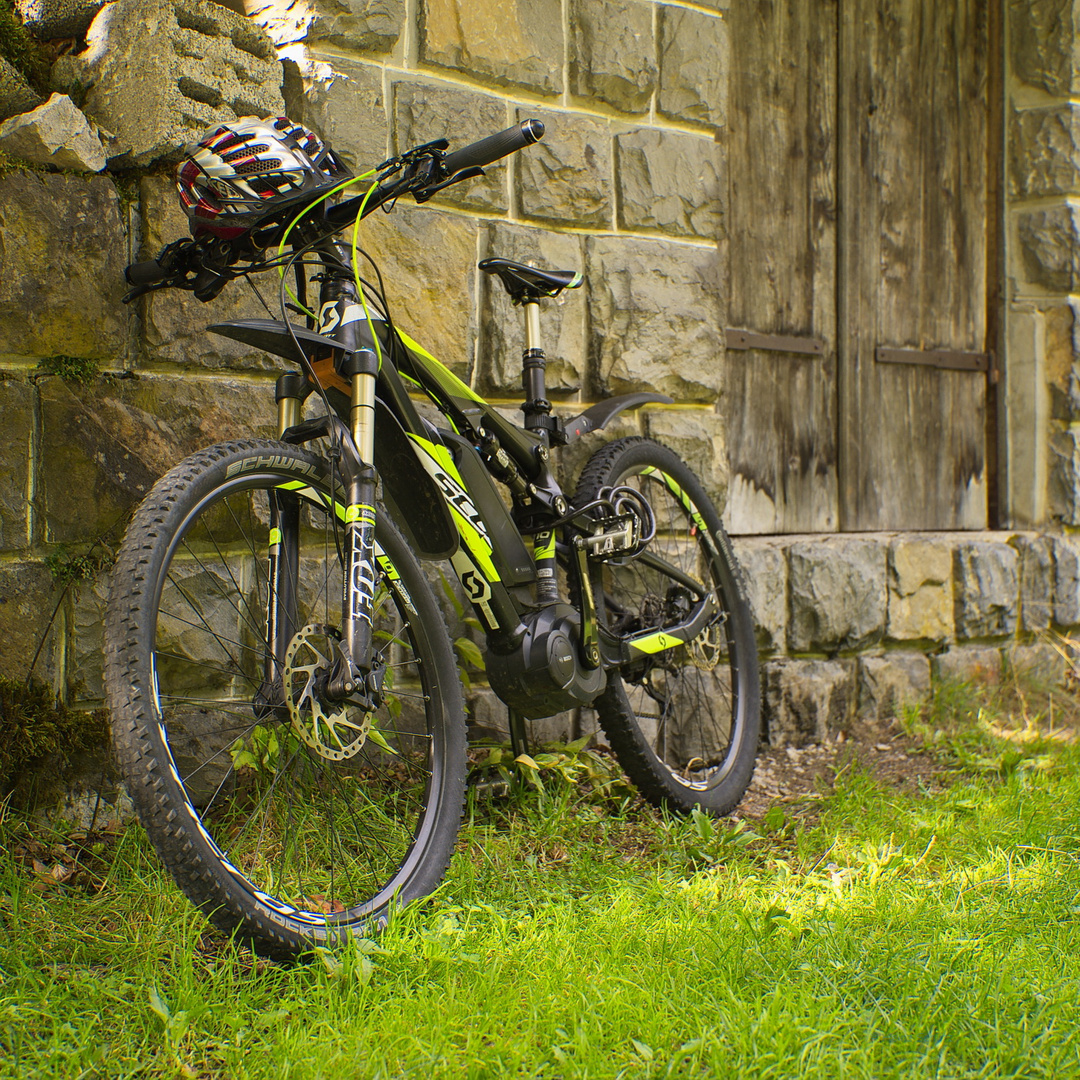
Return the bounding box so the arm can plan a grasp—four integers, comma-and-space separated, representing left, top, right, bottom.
2, 0, 1080, 786
1006, 0, 1080, 527
734, 530, 1078, 747
0, 0, 726, 715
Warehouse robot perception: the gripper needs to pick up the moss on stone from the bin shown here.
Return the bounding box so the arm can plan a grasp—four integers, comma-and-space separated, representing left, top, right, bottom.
0, 4, 50, 94
0, 675, 109, 797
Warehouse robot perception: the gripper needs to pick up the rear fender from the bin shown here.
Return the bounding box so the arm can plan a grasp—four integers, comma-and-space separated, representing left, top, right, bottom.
561, 393, 674, 443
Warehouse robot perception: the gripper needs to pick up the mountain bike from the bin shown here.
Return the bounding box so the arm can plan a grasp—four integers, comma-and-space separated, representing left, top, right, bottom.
104, 119, 761, 959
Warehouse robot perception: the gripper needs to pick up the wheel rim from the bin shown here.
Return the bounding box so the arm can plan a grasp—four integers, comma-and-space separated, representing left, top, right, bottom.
148, 472, 441, 927
600, 465, 743, 792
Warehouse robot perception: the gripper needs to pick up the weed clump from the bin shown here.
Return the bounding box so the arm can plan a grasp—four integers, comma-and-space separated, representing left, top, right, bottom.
0, 676, 108, 797
0, 5, 50, 93
35, 355, 100, 384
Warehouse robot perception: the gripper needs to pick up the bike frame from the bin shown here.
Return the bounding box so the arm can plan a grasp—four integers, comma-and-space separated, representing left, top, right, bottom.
211, 235, 720, 699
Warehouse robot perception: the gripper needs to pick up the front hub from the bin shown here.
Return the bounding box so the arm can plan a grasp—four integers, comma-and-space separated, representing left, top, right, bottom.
282, 624, 373, 761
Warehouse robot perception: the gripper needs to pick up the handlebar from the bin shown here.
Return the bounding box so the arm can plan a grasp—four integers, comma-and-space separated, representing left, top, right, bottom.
442, 118, 544, 175
126, 120, 547, 300
125, 259, 170, 286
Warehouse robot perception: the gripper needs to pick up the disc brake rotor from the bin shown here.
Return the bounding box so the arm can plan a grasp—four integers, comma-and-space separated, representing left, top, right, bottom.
283, 623, 372, 761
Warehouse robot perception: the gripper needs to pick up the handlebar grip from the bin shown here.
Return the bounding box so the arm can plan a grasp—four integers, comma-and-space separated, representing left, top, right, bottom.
441, 119, 545, 175
125, 259, 169, 286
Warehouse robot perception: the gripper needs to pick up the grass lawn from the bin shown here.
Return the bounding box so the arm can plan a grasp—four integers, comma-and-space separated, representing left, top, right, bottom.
2, 678, 1080, 1078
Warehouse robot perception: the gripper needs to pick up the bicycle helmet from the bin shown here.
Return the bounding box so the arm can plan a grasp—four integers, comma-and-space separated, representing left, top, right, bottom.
176, 116, 351, 238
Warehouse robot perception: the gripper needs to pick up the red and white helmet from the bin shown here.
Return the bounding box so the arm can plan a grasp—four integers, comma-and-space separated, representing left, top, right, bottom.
176, 116, 351, 238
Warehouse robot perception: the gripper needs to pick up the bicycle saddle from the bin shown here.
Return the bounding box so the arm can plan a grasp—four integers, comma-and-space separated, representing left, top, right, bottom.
479, 257, 583, 304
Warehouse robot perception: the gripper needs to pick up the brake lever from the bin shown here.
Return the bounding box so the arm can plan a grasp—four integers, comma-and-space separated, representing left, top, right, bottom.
122, 279, 187, 305
413, 165, 485, 204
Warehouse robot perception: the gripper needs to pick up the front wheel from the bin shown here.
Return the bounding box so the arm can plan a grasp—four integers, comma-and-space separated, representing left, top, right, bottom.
104, 439, 466, 959
574, 438, 761, 815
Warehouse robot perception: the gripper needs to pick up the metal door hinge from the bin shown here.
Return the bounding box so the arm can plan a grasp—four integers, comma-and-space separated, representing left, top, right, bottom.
724, 329, 825, 355
874, 346, 989, 372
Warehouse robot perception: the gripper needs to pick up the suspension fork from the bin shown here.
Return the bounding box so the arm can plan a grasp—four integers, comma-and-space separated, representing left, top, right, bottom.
316, 254, 384, 695
263, 374, 311, 696
334, 347, 380, 696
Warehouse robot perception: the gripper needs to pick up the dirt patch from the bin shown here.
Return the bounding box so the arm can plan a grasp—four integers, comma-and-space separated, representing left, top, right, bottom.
738, 717, 953, 822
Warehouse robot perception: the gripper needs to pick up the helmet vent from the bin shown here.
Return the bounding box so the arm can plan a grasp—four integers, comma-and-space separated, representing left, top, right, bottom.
235, 157, 282, 175
222, 144, 269, 163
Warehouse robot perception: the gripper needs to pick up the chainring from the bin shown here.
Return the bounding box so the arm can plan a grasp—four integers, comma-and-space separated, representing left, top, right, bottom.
282, 623, 372, 761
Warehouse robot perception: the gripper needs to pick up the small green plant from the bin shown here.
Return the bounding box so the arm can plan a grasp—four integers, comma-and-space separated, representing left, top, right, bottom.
43, 544, 108, 589
679, 809, 760, 870
471, 736, 635, 804
35, 355, 101, 384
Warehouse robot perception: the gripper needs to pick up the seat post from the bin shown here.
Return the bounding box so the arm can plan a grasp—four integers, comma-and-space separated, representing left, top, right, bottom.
521, 299, 553, 435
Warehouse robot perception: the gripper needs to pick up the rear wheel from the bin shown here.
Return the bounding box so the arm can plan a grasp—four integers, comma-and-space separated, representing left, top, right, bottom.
574, 437, 760, 815
105, 439, 466, 959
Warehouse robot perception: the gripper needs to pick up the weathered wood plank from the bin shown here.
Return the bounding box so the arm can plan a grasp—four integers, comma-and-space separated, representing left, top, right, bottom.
838, 0, 989, 530
725, 0, 839, 534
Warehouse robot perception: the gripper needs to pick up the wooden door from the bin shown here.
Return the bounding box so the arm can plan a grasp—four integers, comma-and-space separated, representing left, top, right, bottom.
725, 0, 991, 534
838, 0, 989, 529
725, 0, 839, 534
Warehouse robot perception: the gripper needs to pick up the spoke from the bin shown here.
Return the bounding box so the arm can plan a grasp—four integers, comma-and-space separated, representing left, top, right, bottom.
176, 539, 269, 656
193, 504, 270, 650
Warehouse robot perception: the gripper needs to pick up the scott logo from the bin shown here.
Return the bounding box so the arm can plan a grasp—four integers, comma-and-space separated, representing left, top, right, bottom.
433, 471, 490, 544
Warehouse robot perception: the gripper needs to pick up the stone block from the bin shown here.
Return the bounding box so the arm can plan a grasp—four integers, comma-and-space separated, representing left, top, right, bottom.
0, 171, 126, 363
1009, 0, 1080, 96
585, 235, 722, 402
14, 0, 105, 39
287, 56, 388, 171
857, 653, 931, 722
657, 6, 727, 128
0, 376, 32, 553
1052, 534, 1080, 625
0, 93, 105, 172
953, 540, 1019, 639
0, 562, 61, 683
887, 536, 954, 642
1012, 534, 1054, 632
357, 206, 481, 383
1049, 428, 1080, 526
394, 81, 508, 213
478, 222, 586, 396
1010, 104, 1080, 198
0, 57, 42, 122
528, 711, 577, 746
1005, 642, 1066, 690
643, 408, 728, 505
568, 0, 656, 114
69, 576, 108, 703
1044, 302, 1080, 421
37, 374, 277, 545
787, 538, 887, 654
932, 645, 1003, 686
762, 658, 855, 748
420, 0, 564, 96
70, 0, 283, 166
306, 0, 405, 53
515, 108, 612, 229
1016, 205, 1080, 292
731, 538, 786, 653
616, 129, 722, 239
466, 686, 510, 741
138, 177, 279, 372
